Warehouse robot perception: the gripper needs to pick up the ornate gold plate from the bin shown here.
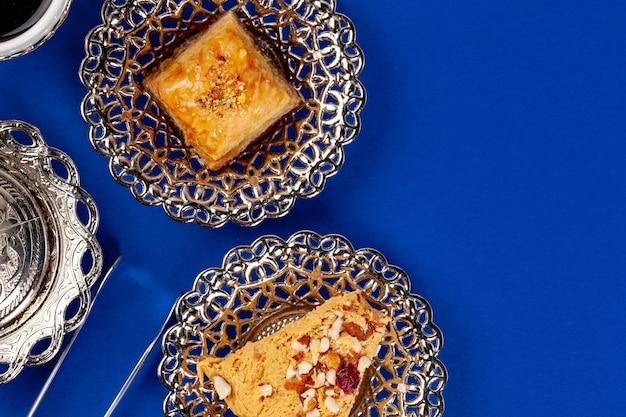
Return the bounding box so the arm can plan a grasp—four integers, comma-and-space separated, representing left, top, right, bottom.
81, 0, 366, 228
160, 231, 446, 417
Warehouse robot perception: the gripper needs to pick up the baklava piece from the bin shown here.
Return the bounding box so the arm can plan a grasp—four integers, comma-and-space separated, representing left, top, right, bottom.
144, 12, 301, 170
198, 291, 390, 417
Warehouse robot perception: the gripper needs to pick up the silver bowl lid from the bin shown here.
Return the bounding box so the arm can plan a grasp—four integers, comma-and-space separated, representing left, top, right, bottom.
0, 120, 102, 383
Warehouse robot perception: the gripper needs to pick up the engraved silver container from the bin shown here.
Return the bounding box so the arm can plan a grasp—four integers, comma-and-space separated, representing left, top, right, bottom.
160, 231, 447, 417
80, 0, 365, 228
0, 120, 102, 383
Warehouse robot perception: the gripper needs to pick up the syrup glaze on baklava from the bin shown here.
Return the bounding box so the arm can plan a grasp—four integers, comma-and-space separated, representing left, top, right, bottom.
144, 12, 301, 170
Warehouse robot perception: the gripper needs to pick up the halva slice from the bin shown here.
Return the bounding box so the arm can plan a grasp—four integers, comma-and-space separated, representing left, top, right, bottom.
198, 291, 390, 417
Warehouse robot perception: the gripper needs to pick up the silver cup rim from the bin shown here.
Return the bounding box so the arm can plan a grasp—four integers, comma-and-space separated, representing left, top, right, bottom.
0, 0, 73, 61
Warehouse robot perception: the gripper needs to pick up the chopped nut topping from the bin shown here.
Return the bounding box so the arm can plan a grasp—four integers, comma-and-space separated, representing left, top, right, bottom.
292, 338, 309, 352
319, 337, 330, 353
193, 57, 246, 117
302, 388, 316, 399
324, 396, 341, 414
357, 356, 372, 373
310, 338, 321, 364
298, 361, 313, 375
306, 409, 321, 417
327, 317, 342, 340
286, 364, 298, 379
273, 293, 389, 417
259, 384, 273, 398
297, 335, 311, 346
316, 371, 326, 387
302, 374, 315, 387
346, 352, 361, 370
323, 351, 342, 370
213, 375, 232, 399
326, 368, 337, 385
303, 396, 318, 412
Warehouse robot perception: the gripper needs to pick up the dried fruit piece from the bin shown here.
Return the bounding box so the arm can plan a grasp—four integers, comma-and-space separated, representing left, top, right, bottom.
336, 363, 360, 394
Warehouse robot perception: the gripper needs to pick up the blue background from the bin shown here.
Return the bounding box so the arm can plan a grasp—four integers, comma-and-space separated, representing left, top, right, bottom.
1, 0, 625, 416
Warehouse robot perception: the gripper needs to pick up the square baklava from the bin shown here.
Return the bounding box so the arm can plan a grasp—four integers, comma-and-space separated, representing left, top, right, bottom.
144, 12, 301, 170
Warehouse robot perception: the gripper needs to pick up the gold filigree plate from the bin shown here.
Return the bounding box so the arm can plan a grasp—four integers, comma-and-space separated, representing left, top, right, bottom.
160, 231, 446, 417
80, 0, 365, 228
0, 120, 102, 383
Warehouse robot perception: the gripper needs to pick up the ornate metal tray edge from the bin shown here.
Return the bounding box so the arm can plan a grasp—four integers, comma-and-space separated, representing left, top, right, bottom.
80, 0, 366, 228
159, 231, 447, 417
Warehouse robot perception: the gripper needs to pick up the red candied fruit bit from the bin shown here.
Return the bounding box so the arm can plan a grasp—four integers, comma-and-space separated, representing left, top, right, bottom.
336, 362, 360, 394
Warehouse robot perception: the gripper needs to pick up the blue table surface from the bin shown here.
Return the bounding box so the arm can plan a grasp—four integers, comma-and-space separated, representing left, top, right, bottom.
1, 0, 625, 416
